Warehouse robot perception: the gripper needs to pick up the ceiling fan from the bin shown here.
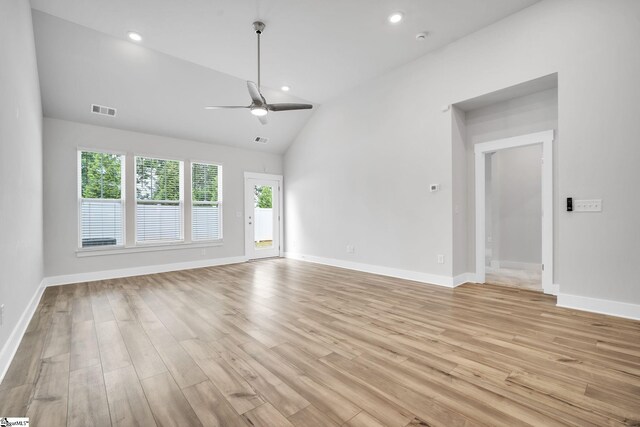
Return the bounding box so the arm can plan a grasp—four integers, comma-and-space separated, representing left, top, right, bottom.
204, 21, 313, 125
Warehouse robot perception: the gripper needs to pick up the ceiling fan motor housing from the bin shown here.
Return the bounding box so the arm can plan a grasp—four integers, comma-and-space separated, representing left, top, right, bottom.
253, 21, 265, 34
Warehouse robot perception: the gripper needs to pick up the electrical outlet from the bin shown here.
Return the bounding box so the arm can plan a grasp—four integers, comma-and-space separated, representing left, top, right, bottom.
346, 245, 355, 254
0, 304, 4, 327
437, 254, 445, 264
201, 248, 206, 256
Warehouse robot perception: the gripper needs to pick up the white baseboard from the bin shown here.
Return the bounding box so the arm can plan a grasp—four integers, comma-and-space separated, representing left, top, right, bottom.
557, 293, 640, 321
284, 252, 460, 288
43, 255, 248, 287
0, 279, 45, 384
490, 260, 541, 271
453, 272, 476, 287
543, 283, 560, 296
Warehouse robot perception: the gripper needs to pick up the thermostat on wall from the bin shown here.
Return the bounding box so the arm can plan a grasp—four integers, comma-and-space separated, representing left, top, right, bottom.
430, 184, 440, 192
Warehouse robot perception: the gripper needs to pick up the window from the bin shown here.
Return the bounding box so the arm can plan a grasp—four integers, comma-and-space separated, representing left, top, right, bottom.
78, 151, 124, 248
136, 156, 183, 243
192, 162, 222, 240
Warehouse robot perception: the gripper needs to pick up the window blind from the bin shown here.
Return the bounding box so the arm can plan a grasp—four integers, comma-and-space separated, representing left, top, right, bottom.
79, 151, 124, 248
136, 156, 183, 242
192, 162, 222, 240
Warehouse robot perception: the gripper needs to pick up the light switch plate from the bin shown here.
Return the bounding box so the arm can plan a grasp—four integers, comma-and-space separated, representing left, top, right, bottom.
573, 199, 602, 212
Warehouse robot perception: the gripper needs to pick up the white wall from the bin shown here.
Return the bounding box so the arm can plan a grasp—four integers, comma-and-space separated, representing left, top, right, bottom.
452, 107, 468, 276
284, 0, 640, 305
43, 118, 282, 277
0, 0, 43, 352
491, 145, 542, 266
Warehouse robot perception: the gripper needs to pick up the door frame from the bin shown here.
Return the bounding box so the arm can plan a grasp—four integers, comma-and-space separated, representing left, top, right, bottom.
474, 130, 555, 294
244, 172, 283, 259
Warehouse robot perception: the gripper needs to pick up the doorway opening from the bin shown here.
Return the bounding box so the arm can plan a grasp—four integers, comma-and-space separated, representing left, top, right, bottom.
484, 144, 543, 291
475, 131, 554, 292
244, 172, 283, 260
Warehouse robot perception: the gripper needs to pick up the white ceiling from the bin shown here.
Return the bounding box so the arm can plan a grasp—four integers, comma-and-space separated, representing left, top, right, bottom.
31, 0, 540, 152
32, 11, 314, 153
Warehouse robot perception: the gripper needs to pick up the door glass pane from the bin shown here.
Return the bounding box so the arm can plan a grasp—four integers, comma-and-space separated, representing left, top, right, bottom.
254, 185, 273, 248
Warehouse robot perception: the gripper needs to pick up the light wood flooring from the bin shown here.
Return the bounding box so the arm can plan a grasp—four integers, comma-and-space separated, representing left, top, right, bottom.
485, 267, 542, 292
1, 258, 639, 426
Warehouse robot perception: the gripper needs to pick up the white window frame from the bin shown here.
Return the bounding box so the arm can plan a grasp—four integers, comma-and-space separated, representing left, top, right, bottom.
191, 161, 223, 242
77, 148, 126, 251
134, 155, 185, 245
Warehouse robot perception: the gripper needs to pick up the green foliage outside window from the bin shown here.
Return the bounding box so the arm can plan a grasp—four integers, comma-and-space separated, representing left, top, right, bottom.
192, 163, 219, 202
254, 185, 272, 208
81, 152, 122, 199
136, 157, 181, 201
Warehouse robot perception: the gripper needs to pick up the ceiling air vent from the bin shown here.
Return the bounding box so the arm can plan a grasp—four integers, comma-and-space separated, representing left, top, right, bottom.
91, 104, 117, 117
254, 136, 269, 144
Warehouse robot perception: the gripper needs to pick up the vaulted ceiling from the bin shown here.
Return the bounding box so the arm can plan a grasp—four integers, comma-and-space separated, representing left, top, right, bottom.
31, 0, 540, 153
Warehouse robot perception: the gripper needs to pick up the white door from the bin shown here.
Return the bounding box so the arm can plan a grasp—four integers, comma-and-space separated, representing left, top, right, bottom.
245, 173, 282, 259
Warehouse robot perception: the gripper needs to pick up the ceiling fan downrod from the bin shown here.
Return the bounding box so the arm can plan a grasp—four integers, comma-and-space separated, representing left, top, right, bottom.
253, 21, 265, 90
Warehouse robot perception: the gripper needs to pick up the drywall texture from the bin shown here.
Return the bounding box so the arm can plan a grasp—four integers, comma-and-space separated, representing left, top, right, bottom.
0, 0, 43, 349
490, 145, 542, 266
285, 0, 640, 304
43, 118, 282, 277
465, 88, 557, 276
451, 107, 468, 276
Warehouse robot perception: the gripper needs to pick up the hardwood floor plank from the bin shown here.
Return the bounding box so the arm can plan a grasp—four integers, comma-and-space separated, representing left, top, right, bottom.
140, 372, 203, 427
95, 320, 132, 373
345, 411, 387, 427
0, 383, 33, 417
239, 340, 362, 425
242, 402, 294, 427
211, 337, 311, 417
71, 284, 94, 324
126, 291, 208, 388
117, 320, 167, 379
70, 320, 101, 371
26, 353, 69, 427
272, 343, 414, 427
181, 338, 265, 414
42, 311, 72, 359
287, 404, 340, 427
90, 281, 115, 323
182, 380, 250, 427
26, 286, 58, 334
0, 328, 47, 390
103, 365, 157, 427
68, 365, 111, 427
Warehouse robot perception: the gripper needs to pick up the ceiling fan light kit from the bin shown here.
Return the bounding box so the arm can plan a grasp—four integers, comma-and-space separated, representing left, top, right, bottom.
251, 107, 268, 116
204, 21, 312, 125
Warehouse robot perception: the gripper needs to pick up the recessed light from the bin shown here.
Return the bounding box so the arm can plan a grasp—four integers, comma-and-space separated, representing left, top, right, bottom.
281, 86, 290, 92
388, 12, 404, 24
127, 31, 143, 42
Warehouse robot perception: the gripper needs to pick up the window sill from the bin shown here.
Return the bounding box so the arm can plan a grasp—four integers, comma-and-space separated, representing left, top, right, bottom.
76, 240, 223, 257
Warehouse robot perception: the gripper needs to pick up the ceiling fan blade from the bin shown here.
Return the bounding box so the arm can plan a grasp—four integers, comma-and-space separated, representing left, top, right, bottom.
256, 114, 268, 125
247, 81, 265, 105
266, 103, 313, 112
204, 105, 250, 110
